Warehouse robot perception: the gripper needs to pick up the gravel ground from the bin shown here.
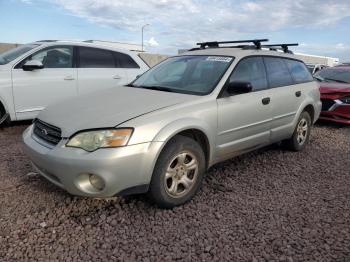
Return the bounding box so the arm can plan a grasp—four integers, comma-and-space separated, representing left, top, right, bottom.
0, 122, 349, 261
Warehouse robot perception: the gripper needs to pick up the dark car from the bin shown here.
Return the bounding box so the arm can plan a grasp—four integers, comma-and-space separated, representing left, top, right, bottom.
314, 66, 350, 124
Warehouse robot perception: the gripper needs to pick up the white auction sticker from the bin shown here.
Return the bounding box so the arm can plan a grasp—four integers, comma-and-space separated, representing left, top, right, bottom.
206, 56, 232, 63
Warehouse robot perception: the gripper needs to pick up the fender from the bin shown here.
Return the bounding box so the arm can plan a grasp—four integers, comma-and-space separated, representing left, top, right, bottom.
152, 117, 217, 167
293, 98, 319, 127
0, 69, 16, 121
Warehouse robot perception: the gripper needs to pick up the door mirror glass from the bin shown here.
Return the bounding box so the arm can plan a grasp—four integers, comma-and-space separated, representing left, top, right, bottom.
226, 81, 253, 95
22, 60, 44, 71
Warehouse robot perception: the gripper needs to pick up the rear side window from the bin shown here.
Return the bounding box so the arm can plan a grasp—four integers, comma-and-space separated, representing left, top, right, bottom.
229, 57, 268, 91
284, 59, 314, 83
79, 47, 115, 68
264, 57, 294, 88
113, 52, 140, 68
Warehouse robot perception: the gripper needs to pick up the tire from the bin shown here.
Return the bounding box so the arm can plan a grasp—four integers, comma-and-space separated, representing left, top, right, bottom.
284, 111, 312, 151
148, 135, 206, 208
0, 104, 10, 127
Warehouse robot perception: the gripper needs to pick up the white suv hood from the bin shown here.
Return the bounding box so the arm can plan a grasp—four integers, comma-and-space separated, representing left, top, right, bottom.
38, 86, 196, 137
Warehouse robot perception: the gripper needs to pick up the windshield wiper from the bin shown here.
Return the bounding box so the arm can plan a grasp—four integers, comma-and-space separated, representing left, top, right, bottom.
135, 85, 175, 93
324, 78, 349, 84
313, 75, 324, 82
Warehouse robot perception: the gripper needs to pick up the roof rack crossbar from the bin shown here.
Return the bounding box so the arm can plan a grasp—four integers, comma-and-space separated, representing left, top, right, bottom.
262, 43, 298, 53
196, 39, 269, 49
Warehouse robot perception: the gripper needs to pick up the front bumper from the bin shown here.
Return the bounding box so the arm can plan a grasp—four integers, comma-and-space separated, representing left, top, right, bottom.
22, 125, 164, 197
320, 99, 350, 125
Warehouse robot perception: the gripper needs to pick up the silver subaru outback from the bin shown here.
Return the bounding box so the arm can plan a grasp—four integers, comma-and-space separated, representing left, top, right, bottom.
23, 39, 321, 208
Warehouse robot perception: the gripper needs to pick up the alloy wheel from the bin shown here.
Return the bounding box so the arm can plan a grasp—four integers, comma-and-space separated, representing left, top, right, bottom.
164, 151, 199, 198
296, 118, 308, 145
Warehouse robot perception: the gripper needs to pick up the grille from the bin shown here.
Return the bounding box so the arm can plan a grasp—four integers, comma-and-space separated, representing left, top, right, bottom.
33, 119, 62, 146
321, 99, 335, 111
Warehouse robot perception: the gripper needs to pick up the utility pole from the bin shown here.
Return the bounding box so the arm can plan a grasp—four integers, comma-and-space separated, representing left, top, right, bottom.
142, 23, 150, 52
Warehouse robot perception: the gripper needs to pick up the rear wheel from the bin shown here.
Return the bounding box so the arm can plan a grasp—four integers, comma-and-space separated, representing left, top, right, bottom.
148, 135, 205, 208
284, 111, 311, 151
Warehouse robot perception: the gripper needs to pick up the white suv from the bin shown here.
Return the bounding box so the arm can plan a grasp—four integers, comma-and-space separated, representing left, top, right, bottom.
0, 40, 149, 123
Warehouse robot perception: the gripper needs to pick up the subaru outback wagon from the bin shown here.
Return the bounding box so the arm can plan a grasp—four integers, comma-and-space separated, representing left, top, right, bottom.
23, 39, 321, 208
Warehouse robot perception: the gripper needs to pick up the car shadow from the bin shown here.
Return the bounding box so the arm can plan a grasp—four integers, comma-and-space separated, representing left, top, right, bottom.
315, 120, 350, 134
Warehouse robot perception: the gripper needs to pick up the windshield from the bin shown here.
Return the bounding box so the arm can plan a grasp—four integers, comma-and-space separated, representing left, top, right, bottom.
306, 65, 314, 74
0, 44, 39, 65
314, 68, 350, 84
131, 55, 234, 95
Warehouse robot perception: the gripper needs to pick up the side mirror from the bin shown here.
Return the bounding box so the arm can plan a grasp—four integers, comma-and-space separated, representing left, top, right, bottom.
22, 60, 44, 71
226, 81, 253, 95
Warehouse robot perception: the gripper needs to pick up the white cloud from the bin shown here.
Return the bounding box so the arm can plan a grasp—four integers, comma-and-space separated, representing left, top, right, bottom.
19, 0, 33, 3
146, 37, 159, 47
52, 0, 350, 32
24, 0, 350, 59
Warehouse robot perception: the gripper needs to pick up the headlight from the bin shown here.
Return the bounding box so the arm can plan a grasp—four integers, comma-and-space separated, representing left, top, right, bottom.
340, 97, 350, 104
66, 128, 133, 152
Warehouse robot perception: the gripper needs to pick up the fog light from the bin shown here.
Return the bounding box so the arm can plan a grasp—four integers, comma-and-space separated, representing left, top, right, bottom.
89, 174, 105, 191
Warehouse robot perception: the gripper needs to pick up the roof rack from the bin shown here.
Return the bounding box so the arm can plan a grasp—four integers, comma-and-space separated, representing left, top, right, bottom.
196, 39, 269, 49
261, 43, 298, 53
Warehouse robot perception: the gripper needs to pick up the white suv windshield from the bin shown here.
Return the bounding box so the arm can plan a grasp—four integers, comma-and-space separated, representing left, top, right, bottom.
131, 55, 234, 95
0, 44, 39, 65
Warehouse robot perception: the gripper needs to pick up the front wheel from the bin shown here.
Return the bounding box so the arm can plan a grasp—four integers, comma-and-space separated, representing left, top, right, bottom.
284, 111, 312, 151
0, 106, 10, 127
148, 135, 206, 208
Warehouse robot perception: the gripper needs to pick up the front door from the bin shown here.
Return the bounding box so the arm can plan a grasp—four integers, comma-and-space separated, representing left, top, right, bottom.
216, 56, 272, 160
12, 45, 77, 120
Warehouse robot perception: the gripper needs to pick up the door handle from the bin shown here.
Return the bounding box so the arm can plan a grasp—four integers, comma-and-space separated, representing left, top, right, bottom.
262, 97, 270, 105
295, 91, 301, 97
113, 75, 121, 80
64, 76, 75, 80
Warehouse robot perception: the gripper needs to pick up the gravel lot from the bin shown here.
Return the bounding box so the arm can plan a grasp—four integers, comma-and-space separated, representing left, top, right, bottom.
0, 122, 349, 261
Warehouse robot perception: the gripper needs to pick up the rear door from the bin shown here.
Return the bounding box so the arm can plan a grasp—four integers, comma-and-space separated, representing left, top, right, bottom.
12, 45, 77, 120
114, 52, 143, 82
216, 56, 272, 159
265, 57, 313, 142
77, 46, 127, 95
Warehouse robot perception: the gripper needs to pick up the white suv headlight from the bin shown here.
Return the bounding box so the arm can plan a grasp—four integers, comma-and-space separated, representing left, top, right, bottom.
66, 128, 133, 152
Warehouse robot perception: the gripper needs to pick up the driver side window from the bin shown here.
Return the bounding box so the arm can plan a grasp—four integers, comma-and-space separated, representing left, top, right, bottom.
229, 57, 268, 91
17, 46, 73, 69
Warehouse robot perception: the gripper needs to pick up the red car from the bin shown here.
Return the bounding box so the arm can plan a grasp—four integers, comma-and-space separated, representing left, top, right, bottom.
314, 66, 350, 124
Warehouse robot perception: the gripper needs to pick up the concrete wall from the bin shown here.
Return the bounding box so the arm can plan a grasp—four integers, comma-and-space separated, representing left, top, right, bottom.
86, 40, 143, 52
0, 43, 20, 54
294, 53, 339, 67
138, 53, 169, 67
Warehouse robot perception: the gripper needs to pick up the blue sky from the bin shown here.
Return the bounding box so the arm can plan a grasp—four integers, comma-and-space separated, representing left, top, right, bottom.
1, 0, 350, 61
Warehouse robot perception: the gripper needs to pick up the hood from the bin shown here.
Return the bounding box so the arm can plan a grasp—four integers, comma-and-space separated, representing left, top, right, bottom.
38, 86, 197, 137
319, 82, 350, 94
